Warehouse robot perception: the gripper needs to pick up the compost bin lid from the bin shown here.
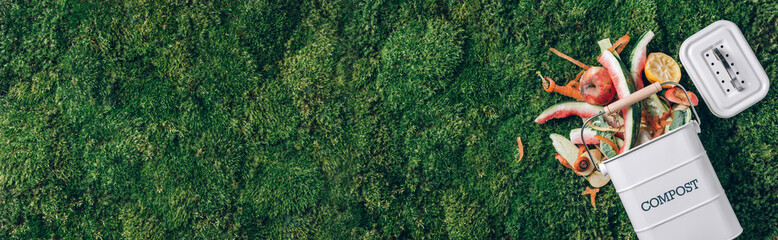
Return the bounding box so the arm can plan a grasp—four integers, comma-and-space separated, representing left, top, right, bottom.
679, 20, 770, 118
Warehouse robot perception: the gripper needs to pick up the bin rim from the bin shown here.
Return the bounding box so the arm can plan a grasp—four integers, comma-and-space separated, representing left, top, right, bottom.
600, 120, 700, 166
583, 82, 701, 174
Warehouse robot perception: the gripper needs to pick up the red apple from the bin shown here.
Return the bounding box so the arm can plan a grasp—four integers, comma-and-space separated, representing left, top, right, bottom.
579, 67, 616, 105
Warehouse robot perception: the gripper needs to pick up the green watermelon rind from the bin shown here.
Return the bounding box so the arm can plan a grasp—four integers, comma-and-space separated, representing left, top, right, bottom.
534, 102, 604, 124
599, 48, 642, 152
629, 31, 655, 82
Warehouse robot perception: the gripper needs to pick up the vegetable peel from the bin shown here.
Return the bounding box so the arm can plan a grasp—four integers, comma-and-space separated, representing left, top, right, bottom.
516, 137, 524, 163
582, 187, 600, 209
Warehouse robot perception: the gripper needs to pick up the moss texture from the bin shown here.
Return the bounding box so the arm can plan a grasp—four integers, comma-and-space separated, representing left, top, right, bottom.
0, 0, 776, 239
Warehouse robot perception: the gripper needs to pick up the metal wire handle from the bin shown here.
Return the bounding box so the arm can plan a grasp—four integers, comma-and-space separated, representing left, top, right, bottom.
581, 82, 700, 174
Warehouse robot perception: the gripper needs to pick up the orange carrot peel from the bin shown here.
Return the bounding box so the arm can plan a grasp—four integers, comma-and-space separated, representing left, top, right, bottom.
544, 47, 593, 101
594, 135, 620, 154
582, 187, 600, 209
549, 48, 591, 70
556, 153, 573, 170
660, 111, 673, 122
537, 71, 583, 100
573, 146, 591, 172
516, 137, 524, 163
608, 35, 631, 54
643, 111, 674, 139
577, 145, 586, 157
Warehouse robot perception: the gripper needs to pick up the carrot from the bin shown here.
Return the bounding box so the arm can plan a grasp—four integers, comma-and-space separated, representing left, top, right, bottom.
574, 155, 591, 172
516, 137, 524, 163
537, 71, 583, 100
660, 111, 672, 122
571, 70, 584, 88
572, 145, 593, 172
657, 112, 672, 125
616, 43, 628, 54
608, 35, 631, 54
594, 135, 620, 154
582, 187, 600, 209
651, 116, 662, 130
658, 96, 676, 121
577, 145, 586, 157
539, 71, 555, 92
557, 153, 573, 170
644, 111, 674, 139
549, 48, 591, 70
641, 110, 650, 125
652, 128, 664, 139
659, 96, 674, 109
547, 76, 580, 97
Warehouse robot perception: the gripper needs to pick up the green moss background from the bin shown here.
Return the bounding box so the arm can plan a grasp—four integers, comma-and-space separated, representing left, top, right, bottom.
0, 0, 776, 239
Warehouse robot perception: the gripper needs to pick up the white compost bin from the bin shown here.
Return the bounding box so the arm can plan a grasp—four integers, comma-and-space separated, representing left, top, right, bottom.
582, 81, 743, 239
580, 19, 771, 239
598, 119, 741, 239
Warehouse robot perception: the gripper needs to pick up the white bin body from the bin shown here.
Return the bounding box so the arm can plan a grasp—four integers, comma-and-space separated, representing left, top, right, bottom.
601, 121, 742, 240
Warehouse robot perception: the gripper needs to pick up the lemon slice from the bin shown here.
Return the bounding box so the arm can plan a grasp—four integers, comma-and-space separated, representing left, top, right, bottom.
644, 52, 681, 87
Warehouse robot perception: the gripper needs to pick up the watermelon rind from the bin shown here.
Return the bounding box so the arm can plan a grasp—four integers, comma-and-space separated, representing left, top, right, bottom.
629, 31, 655, 89
598, 45, 641, 152
534, 102, 604, 124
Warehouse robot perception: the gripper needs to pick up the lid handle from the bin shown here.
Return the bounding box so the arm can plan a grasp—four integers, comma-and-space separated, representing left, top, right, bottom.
712, 48, 744, 91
